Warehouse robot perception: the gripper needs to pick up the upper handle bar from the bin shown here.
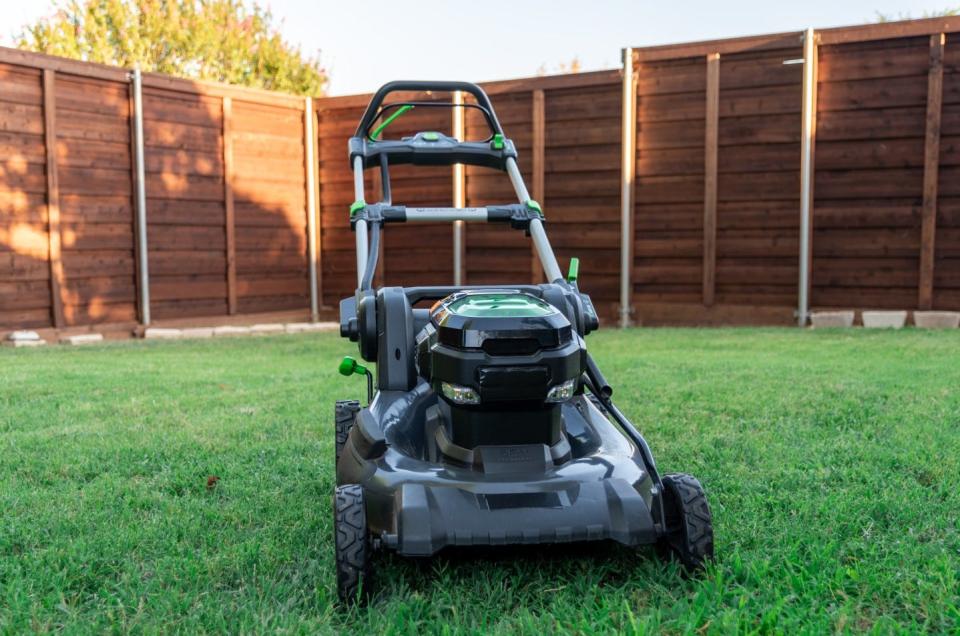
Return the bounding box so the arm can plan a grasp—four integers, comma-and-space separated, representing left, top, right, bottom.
354, 81, 504, 138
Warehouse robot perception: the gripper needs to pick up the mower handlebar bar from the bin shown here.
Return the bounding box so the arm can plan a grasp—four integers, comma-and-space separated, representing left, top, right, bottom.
354, 81, 504, 138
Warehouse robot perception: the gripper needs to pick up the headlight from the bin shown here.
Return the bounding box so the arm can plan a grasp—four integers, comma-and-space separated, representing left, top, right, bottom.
440, 381, 480, 405
545, 378, 576, 403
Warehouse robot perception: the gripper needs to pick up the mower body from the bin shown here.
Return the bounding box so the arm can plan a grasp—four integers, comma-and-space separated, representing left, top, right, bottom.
332, 81, 712, 603
337, 286, 660, 556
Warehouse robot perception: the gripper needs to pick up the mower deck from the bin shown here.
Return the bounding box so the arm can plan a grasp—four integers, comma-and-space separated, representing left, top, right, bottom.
337, 392, 661, 556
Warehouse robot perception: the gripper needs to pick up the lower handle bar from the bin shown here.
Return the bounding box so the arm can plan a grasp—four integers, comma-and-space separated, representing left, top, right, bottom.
352, 203, 544, 227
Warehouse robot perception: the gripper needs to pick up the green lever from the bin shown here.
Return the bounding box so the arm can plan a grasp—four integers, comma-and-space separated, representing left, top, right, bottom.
338, 356, 368, 377
567, 257, 580, 283
339, 356, 373, 403
370, 104, 414, 140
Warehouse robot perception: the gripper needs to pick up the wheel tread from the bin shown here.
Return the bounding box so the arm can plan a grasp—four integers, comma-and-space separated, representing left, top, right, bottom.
334, 484, 371, 604
334, 400, 361, 464
658, 473, 714, 573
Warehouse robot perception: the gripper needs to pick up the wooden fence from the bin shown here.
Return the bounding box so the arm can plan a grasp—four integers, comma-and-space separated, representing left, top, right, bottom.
0, 48, 316, 331
629, 18, 960, 324
2, 16, 959, 333
315, 72, 623, 316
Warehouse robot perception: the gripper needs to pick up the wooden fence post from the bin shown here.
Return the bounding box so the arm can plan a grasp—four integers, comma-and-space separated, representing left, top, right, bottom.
222, 96, 237, 315
129, 68, 151, 326
798, 28, 819, 326
619, 49, 638, 327
532, 89, 546, 283
313, 104, 324, 310
304, 97, 320, 321
702, 53, 720, 308
42, 69, 66, 329
919, 33, 945, 310
452, 90, 466, 285
127, 73, 143, 327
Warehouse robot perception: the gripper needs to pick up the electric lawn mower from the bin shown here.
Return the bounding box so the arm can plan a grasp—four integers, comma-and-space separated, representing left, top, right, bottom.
334, 81, 713, 604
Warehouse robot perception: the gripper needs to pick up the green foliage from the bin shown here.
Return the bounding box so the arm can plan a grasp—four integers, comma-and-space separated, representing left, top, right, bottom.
16, 0, 326, 95
1, 328, 959, 632
875, 7, 959, 22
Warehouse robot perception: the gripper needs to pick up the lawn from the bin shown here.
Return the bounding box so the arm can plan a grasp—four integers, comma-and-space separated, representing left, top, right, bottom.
1, 328, 959, 634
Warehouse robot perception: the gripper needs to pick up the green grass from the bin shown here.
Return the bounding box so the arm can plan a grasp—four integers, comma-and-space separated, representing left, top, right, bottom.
1, 328, 959, 634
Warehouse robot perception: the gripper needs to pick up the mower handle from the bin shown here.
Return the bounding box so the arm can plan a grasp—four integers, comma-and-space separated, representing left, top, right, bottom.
354, 81, 504, 138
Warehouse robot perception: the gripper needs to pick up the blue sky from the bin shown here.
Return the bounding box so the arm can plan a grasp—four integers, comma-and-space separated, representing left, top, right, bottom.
1, 0, 950, 95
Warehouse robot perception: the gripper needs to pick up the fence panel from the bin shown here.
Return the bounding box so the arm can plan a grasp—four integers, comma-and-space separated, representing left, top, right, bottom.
57, 72, 138, 326
143, 86, 227, 319
715, 45, 802, 308
53, 73, 137, 326
231, 99, 310, 314
315, 99, 370, 308
317, 78, 623, 312
0, 63, 51, 328
630, 17, 960, 323
378, 95, 454, 288
813, 35, 930, 310
936, 33, 960, 309
634, 56, 708, 307
464, 89, 533, 285
542, 78, 622, 317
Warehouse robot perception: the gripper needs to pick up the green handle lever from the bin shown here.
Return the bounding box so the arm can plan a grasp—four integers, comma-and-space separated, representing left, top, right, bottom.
339, 356, 373, 404
338, 356, 367, 377
567, 257, 580, 283
369, 104, 414, 140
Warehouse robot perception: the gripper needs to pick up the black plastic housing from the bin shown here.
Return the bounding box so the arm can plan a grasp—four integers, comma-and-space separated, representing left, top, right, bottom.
416, 293, 584, 402
341, 284, 599, 374
349, 133, 517, 170
336, 391, 661, 556
414, 291, 586, 450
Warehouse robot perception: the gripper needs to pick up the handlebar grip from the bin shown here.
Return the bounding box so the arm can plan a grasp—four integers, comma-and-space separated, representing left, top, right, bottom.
355, 81, 504, 138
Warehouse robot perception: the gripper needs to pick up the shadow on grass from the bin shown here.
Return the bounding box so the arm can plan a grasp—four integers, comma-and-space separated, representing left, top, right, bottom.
352, 541, 692, 609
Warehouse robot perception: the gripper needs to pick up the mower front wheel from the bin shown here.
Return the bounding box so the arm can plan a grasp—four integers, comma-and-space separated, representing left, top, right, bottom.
657, 473, 714, 573
334, 400, 360, 465
334, 484, 373, 605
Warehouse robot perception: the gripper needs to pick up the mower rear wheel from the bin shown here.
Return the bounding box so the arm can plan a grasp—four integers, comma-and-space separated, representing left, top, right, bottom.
334, 400, 360, 464
657, 473, 714, 573
334, 484, 373, 605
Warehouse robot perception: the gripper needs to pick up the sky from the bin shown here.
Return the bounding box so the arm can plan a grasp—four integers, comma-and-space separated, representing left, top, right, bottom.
0, 0, 952, 95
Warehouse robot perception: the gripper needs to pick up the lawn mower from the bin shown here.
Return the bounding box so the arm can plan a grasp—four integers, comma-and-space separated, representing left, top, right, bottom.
334, 81, 713, 603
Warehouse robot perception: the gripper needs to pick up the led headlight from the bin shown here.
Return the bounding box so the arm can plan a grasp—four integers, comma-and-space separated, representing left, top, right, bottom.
440, 381, 480, 405
545, 378, 576, 403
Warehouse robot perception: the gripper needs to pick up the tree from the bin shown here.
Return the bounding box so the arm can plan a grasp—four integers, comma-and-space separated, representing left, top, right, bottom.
875, 7, 959, 21
536, 57, 582, 76
16, 0, 326, 96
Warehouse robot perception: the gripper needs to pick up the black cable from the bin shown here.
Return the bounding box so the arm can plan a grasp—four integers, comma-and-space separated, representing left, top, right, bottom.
585, 353, 612, 399
583, 356, 661, 486
380, 155, 392, 205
